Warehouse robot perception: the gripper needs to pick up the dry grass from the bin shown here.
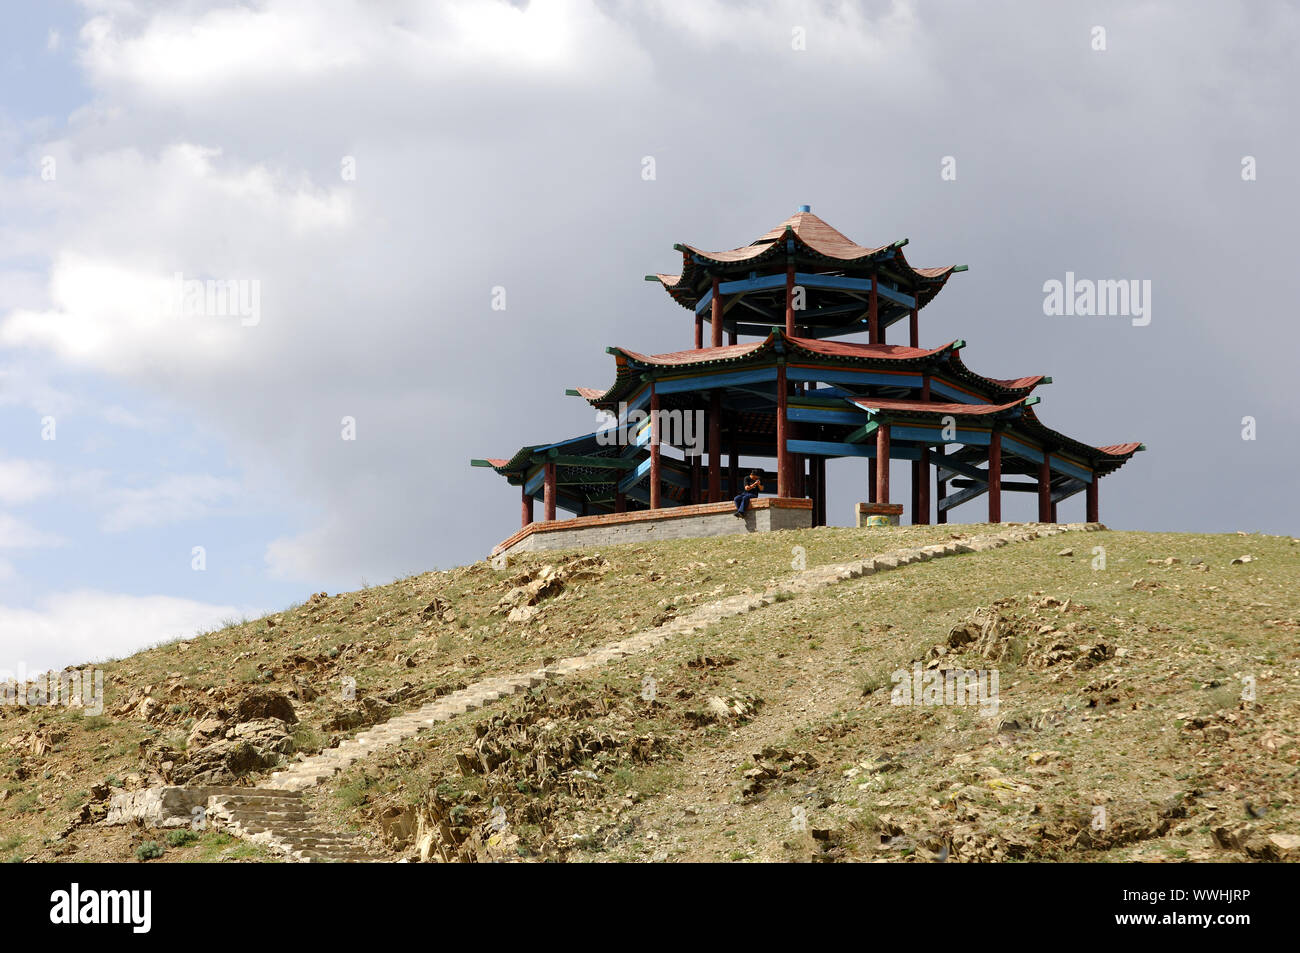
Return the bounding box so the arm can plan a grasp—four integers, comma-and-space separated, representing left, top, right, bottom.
7, 525, 1296, 862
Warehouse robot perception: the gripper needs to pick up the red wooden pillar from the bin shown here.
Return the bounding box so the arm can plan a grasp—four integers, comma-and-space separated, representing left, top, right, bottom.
543, 462, 556, 521
649, 386, 662, 510
918, 446, 931, 524
909, 305, 919, 348
784, 265, 796, 336
614, 490, 626, 513
711, 277, 723, 348
708, 392, 722, 502
1037, 456, 1052, 523
987, 431, 1002, 524
876, 424, 891, 504
521, 486, 533, 527
694, 314, 702, 349
1086, 478, 1098, 523
1050, 500, 1058, 523
868, 271, 879, 345
776, 363, 791, 496
728, 329, 738, 345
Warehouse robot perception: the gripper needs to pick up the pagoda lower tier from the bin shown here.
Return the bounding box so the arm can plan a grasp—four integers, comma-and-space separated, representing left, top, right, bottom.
473, 329, 1143, 538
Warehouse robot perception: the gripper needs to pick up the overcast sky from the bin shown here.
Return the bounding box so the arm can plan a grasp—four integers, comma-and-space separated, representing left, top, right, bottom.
1, 0, 1296, 673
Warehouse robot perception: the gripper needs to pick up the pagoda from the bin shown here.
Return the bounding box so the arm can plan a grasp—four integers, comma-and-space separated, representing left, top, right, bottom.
473, 207, 1143, 555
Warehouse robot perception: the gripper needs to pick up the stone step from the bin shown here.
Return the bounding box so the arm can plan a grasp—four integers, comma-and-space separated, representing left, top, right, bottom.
222, 812, 313, 825
215, 790, 305, 801
251, 829, 362, 843
205, 785, 305, 799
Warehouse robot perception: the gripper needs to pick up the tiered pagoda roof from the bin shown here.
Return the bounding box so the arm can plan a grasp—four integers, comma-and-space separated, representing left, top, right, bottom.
647, 208, 965, 339
475, 207, 1143, 530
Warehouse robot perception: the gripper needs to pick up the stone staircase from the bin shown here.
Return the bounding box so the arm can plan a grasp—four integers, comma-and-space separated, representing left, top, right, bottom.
106, 522, 1101, 861
206, 789, 377, 862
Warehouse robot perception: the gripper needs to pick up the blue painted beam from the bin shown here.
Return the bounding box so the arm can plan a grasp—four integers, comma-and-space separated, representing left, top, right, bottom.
998, 435, 1092, 482
938, 483, 987, 511
1051, 478, 1087, 504
927, 380, 990, 405
1001, 434, 1045, 465
715, 273, 917, 309
933, 453, 989, 484
787, 367, 923, 389
787, 407, 863, 425
886, 424, 992, 446
653, 367, 777, 395
717, 274, 787, 295
617, 456, 651, 491
1050, 456, 1093, 484
617, 457, 693, 493
788, 439, 921, 461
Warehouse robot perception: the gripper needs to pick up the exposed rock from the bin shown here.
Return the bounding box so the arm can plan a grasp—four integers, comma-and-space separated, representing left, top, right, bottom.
186, 717, 226, 749
495, 555, 611, 620
228, 718, 295, 755
235, 690, 297, 724
172, 739, 282, 785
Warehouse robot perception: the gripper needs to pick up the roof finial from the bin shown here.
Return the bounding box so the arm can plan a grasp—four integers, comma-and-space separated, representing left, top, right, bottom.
798, 204, 811, 213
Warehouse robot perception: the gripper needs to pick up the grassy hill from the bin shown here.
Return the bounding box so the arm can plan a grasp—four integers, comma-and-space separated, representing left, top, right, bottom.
3, 524, 1296, 863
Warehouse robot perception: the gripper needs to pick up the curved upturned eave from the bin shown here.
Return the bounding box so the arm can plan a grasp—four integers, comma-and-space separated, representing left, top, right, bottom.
652, 233, 957, 312
1015, 407, 1144, 475
582, 332, 959, 408
941, 349, 1046, 400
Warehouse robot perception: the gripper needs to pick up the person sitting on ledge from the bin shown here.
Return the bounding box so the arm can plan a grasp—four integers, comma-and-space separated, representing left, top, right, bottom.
734, 470, 764, 517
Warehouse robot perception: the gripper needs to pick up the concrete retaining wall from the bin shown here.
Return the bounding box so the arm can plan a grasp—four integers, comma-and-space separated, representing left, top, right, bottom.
495, 498, 813, 556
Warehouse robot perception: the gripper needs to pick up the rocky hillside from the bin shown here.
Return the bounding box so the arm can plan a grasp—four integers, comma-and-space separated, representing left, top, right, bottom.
2, 525, 1296, 863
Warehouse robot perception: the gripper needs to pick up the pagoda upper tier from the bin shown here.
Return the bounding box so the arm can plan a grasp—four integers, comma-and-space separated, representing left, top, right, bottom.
646, 206, 965, 344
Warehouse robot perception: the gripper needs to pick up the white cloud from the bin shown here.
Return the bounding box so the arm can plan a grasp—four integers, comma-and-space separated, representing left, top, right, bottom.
0, 143, 352, 377
0, 512, 64, 549
77, 0, 651, 97
0, 590, 260, 673
100, 473, 242, 532
0, 459, 57, 505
